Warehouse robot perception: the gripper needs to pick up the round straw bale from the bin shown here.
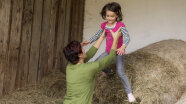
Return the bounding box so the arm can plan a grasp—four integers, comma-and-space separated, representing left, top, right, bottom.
93, 39, 186, 104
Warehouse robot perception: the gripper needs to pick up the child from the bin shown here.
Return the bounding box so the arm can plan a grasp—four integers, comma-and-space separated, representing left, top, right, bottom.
82, 2, 135, 102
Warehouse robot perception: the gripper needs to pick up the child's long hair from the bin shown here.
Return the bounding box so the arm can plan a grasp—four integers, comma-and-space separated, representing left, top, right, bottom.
101, 2, 123, 21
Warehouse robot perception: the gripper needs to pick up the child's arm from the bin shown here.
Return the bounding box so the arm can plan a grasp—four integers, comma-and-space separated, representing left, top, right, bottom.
117, 27, 130, 55
89, 28, 104, 43
121, 27, 130, 46
81, 28, 104, 46
84, 30, 105, 62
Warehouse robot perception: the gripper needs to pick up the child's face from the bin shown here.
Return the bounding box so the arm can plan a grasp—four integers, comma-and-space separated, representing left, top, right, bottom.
105, 10, 118, 24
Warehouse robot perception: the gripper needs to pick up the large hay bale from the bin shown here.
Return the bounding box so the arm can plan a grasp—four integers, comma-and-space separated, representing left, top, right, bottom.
93, 39, 186, 104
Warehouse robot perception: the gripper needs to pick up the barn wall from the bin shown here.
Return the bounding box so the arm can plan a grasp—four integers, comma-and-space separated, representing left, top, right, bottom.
0, 0, 85, 97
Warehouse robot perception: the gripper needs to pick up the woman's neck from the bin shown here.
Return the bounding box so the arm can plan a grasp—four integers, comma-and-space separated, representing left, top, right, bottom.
77, 59, 84, 64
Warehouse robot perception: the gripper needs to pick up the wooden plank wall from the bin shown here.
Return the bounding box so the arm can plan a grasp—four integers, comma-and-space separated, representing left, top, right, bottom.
0, 0, 85, 97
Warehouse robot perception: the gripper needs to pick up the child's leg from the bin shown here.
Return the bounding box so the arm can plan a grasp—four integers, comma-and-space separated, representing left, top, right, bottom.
95, 52, 108, 60
116, 55, 132, 94
95, 52, 111, 73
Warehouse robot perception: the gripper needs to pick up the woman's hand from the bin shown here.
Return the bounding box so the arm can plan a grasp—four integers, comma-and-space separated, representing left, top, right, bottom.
110, 27, 122, 50
100, 30, 106, 39
81, 40, 90, 46
81, 30, 105, 47
110, 27, 122, 40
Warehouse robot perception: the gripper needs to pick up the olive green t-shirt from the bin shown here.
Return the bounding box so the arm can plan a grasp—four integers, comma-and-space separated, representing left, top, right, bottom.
64, 46, 116, 104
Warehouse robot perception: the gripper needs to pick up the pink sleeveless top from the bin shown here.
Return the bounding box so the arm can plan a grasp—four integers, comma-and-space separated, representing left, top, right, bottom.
101, 21, 125, 53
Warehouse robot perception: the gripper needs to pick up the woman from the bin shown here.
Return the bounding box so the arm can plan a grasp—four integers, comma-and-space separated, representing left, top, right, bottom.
63, 27, 121, 104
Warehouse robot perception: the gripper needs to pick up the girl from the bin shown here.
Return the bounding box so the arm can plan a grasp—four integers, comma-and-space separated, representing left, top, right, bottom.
82, 2, 135, 102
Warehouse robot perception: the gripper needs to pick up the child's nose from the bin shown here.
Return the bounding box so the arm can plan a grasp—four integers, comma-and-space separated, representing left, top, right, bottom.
108, 17, 112, 20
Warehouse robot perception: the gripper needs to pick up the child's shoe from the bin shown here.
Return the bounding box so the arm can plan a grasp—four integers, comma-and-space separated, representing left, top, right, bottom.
127, 93, 135, 102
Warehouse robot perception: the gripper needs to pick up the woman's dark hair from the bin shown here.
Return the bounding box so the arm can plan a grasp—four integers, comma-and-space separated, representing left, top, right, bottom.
63, 40, 82, 64
101, 2, 123, 21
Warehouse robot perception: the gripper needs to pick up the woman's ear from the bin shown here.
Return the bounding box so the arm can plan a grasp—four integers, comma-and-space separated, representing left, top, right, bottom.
78, 53, 83, 58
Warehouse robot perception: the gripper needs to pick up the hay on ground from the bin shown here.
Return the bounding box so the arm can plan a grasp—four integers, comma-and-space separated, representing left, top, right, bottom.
0, 70, 66, 104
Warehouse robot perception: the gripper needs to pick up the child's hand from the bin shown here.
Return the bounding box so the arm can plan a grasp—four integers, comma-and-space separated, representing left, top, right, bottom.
81, 40, 90, 46
117, 45, 126, 55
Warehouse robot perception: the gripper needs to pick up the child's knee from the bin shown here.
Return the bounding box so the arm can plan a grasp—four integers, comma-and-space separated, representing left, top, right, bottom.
117, 70, 126, 77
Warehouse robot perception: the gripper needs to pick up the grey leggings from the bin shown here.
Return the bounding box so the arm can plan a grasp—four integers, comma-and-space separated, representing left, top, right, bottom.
95, 52, 132, 94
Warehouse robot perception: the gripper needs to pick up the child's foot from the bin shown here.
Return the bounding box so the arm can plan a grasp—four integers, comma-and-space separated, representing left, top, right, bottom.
101, 68, 113, 76
102, 69, 113, 76
127, 93, 135, 102
103, 68, 113, 74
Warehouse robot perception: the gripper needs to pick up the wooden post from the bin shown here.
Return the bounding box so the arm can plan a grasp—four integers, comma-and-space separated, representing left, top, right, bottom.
16, 0, 34, 89
61, 0, 72, 73
78, 0, 85, 42
54, 0, 67, 72
38, 0, 51, 82
0, 0, 11, 97
28, 0, 43, 84
69, 0, 85, 42
69, 0, 77, 42
47, 0, 59, 72
4, 0, 24, 92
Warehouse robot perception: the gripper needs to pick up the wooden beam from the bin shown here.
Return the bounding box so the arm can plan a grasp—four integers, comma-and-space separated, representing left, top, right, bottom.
4, 0, 23, 92
78, 0, 85, 42
16, 0, 34, 88
38, 0, 51, 82
0, 0, 11, 97
54, 0, 67, 71
47, 0, 59, 72
28, 0, 43, 84
61, 0, 72, 73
